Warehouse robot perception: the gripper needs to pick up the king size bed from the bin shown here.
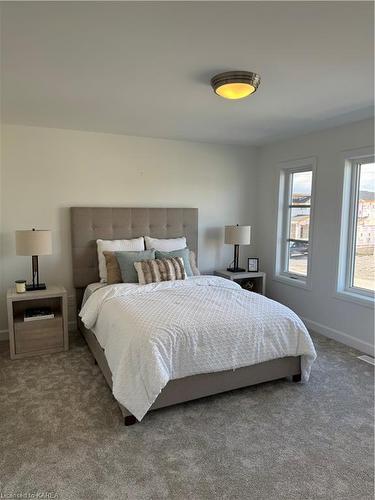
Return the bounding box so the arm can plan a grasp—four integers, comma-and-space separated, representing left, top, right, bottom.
71, 207, 316, 425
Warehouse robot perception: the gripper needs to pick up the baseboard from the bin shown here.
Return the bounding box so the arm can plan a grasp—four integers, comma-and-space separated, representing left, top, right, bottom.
302, 317, 374, 356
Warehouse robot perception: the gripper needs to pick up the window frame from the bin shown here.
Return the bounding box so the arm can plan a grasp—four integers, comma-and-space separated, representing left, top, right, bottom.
275, 157, 317, 289
337, 148, 375, 306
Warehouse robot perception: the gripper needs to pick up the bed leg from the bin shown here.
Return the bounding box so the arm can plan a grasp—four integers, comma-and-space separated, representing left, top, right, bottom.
292, 373, 302, 382
124, 415, 138, 426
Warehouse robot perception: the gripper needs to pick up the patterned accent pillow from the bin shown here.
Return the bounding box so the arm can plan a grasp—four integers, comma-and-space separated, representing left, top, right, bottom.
134, 257, 186, 285
103, 251, 122, 284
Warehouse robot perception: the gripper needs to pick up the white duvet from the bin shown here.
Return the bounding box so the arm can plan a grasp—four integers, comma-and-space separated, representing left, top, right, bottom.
80, 276, 316, 421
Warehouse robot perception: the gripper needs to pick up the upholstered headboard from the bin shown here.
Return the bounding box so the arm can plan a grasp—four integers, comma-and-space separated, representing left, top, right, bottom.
71, 207, 198, 292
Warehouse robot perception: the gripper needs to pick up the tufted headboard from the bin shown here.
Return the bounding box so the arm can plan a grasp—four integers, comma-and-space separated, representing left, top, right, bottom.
71, 207, 198, 295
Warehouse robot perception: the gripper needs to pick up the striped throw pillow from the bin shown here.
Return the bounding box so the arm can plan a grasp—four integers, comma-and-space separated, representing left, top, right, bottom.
134, 257, 186, 285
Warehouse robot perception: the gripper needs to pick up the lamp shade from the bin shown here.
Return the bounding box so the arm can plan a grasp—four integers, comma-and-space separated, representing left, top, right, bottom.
225, 225, 251, 245
16, 230, 52, 256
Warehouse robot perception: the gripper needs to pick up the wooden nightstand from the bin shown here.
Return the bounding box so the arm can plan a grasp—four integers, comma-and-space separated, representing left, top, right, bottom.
7, 285, 68, 359
215, 270, 266, 295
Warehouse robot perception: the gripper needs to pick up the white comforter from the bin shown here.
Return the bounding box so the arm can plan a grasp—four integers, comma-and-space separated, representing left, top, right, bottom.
80, 276, 316, 421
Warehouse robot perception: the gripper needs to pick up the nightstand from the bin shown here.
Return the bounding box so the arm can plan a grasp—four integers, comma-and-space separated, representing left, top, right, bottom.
7, 285, 68, 359
215, 270, 266, 295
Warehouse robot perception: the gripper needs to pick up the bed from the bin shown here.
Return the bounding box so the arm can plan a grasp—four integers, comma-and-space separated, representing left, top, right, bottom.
71, 207, 316, 425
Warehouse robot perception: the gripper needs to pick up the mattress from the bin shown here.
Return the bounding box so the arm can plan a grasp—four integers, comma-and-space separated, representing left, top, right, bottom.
80, 275, 316, 421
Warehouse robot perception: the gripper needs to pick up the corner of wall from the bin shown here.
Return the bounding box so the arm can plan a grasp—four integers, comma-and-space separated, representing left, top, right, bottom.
0, 119, 4, 340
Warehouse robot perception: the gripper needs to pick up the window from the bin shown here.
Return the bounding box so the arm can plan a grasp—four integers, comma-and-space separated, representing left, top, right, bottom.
338, 150, 375, 303
275, 158, 316, 287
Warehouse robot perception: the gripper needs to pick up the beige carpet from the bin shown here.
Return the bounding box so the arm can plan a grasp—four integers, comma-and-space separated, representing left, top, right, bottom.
0, 331, 373, 499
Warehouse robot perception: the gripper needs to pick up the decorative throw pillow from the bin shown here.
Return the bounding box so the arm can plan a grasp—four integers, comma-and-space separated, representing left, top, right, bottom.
97, 237, 144, 282
134, 257, 186, 285
115, 249, 155, 283
103, 251, 122, 284
155, 248, 193, 276
189, 250, 200, 276
144, 236, 187, 252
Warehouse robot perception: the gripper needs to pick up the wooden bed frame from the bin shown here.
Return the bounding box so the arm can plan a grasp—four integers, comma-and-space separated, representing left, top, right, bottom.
71, 207, 302, 425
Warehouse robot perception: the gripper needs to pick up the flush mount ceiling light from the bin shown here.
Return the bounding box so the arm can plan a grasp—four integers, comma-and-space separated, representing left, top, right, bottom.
211, 71, 261, 100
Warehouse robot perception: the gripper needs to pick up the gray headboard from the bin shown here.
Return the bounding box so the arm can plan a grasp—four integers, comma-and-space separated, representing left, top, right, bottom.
71, 207, 198, 290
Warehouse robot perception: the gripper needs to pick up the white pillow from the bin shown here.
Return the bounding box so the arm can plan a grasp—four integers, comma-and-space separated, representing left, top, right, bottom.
97, 237, 144, 282
144, 236, 187, 252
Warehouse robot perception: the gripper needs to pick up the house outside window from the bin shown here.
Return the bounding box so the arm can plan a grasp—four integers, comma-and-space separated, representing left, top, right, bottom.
337, 148, 375, 305
275, 157, 316, 288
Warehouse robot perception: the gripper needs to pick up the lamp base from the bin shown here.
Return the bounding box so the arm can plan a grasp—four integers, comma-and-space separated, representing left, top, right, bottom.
227, 267, 246, 273
26, 283, 46, 291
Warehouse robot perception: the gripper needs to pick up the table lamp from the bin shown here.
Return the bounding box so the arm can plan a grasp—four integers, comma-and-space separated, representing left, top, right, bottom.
225, 225, 251, 272
15, 229, 52, 291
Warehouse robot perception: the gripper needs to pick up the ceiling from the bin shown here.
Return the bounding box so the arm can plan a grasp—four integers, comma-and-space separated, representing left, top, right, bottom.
1, 1, 373, 146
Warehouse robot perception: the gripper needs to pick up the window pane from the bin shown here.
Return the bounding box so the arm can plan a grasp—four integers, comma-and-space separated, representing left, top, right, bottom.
291, 171, 312, 205
288, 241, 309, 276
289, 207, 310, 241
352, 162, 375, 291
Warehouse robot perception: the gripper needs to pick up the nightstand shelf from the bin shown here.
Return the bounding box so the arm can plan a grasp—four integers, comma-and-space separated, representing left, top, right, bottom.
215, 270, 266, 295
7, 285, 68, 359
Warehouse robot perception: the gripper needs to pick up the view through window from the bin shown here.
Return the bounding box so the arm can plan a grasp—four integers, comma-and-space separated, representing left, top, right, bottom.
287, 170, 312, 276
352, 161, 375, 292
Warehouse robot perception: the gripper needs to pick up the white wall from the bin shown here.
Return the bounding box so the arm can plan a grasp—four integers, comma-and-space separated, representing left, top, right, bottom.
257, 119, 374, 355
0, 124, 257, 333
1, 120, 374, 354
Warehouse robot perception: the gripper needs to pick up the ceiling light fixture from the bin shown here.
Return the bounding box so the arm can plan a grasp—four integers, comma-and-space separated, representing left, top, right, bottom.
211, 71, 261, 100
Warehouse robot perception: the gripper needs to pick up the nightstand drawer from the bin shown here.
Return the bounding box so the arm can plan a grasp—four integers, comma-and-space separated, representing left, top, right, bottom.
7, 285, 68, 359
14, 316, 64, 354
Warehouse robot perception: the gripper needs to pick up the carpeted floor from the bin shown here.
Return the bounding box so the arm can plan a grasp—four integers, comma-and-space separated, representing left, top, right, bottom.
0, 331, 373, 500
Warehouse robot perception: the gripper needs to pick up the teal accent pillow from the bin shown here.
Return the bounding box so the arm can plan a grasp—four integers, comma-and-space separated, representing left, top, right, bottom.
155, 248, 193, 277
115, 250, 155, 283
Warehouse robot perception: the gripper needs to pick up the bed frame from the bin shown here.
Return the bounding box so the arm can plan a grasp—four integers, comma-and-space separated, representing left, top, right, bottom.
71, 207, 301, 425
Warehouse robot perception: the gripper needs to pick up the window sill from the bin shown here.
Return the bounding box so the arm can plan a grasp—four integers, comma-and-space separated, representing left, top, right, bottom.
335, 290, 374, 309
273, 274, 312, 290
